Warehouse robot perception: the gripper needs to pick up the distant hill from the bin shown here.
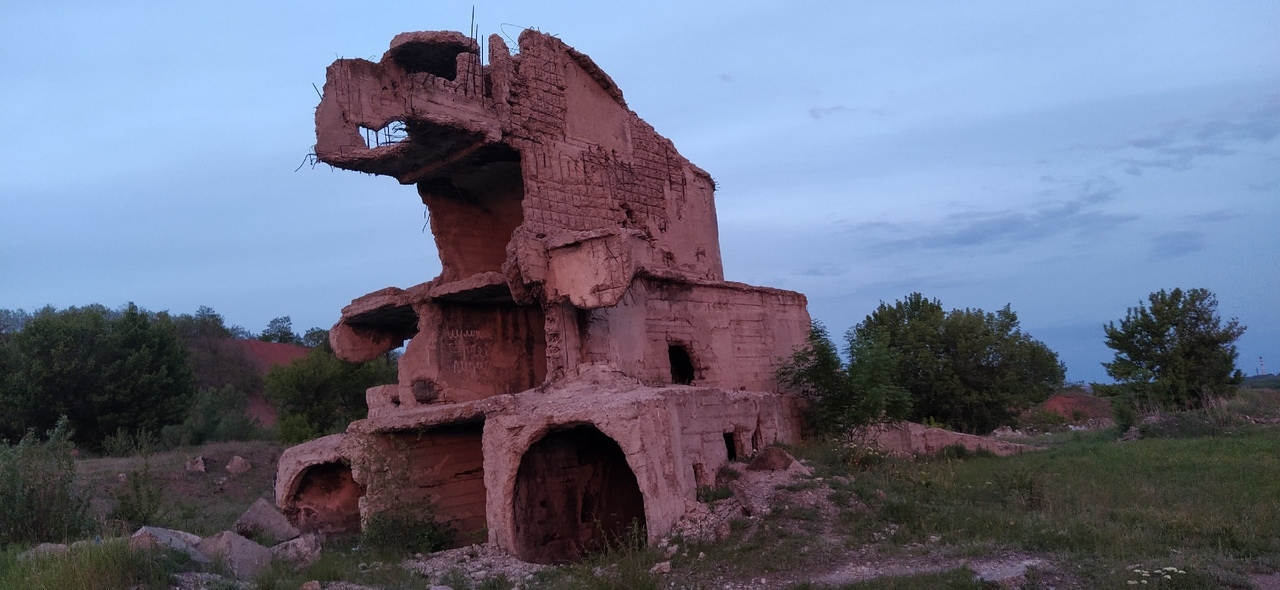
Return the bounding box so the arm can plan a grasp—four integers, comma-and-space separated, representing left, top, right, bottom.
223, 339, 310, 427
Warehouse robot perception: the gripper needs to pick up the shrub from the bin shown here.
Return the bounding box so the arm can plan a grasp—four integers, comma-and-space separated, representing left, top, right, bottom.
361, 509, 452, 555
1112, 396, 1139, 432
160, 385, 266, 448
276, 414, 321, 445
0, 417, 93, 548
109, 459, 165, 529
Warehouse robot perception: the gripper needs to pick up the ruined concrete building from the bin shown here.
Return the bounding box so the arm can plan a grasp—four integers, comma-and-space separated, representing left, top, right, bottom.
275, 29, 811, 564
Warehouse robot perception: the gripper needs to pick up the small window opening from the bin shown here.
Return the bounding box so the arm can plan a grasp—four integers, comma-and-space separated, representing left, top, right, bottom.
723, 432, 737, 461
359, 121, 407, 149
390, 41, 469, 80
668, 344, 695, 385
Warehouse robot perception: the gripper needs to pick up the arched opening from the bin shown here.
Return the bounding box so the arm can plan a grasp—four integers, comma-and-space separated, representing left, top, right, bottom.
668, 344, 695, 385
511, 425, 646, 564
284, 462, 364, 534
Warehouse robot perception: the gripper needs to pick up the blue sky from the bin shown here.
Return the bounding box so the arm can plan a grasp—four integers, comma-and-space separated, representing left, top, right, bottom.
2, 1, 1277, 383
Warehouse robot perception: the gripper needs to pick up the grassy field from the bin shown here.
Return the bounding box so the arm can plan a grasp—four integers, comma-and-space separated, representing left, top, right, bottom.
2, 390, 1279, 589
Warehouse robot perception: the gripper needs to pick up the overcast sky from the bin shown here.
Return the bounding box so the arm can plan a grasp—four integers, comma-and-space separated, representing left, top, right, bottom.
2, 1, 1277, 383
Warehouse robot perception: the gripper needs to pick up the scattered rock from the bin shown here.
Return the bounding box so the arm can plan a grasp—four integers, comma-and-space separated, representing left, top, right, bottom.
649, 560, 672, 575
271, 533, 322, 568
403, 544, 546, 586
970, 557, 1044, 588
235, 498, 301, 543
1119, 426, 1142, 442
226, 455, 252, 474
170, 571, 246, 590
197, 531, 271, 581
186, 455, 207, 472
17, 542, 68, 561
746, 446, 797, 471
729, 480, 770, 517
130, 526, 211, 563
299, 582, 322, 590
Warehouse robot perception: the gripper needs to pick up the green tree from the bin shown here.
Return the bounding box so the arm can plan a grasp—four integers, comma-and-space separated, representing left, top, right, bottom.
777, 321, 910, 434
302, 326, 331, 350
841, 293, 1063, 433
172, 306, 263, 395
1102, 287, 1245, 409
259, 316, 301, 345
0, 304, 195, 449
265, 347, 396, 439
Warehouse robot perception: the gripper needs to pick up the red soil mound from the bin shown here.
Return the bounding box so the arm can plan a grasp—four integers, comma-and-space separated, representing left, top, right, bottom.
224, 339, 311, 428
1038, 391, 1112, 422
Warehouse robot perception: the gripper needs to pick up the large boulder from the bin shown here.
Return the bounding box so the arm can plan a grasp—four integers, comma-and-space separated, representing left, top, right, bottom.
271, 533, 323, 569
235, 498, 301, 544
197, 531, 272, 581
130, 526, 211, 563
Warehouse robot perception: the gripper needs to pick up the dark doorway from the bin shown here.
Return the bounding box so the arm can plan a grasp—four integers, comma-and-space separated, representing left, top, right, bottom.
668, 344, 695, 385
511, 425, 647, 564
285, 462, 364, 534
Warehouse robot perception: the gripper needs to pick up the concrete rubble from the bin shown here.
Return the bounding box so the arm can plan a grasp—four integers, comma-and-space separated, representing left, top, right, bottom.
274, 28, 813, 565
234, 497, 302, 544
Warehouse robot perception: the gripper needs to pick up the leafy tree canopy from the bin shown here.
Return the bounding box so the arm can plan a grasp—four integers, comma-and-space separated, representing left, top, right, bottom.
259, 316, 301, 345
780, 293, 1065, 435
265, 346, 396, 439
0, 304, 195, 449
1102, 287, 1245, 409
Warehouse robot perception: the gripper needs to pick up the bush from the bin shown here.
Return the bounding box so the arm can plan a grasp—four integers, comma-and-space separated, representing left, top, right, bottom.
160, 385, 266, 448
276, 414, 322, 445
0, 418, 93, 548
1112, 396, 1139, 432
109, 459, 164, 530
361, 509, 452, 555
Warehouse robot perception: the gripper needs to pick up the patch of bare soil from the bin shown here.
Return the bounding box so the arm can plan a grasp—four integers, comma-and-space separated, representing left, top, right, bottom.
666, 457, 1078, 589
77, 440, 284, 535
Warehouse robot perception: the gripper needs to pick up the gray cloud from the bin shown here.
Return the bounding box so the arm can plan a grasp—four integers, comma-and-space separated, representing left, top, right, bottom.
848, 176, 1137, 254
1120, 96, 1280, 176
807, 105, 889, 120
1148, 230, 1208, 261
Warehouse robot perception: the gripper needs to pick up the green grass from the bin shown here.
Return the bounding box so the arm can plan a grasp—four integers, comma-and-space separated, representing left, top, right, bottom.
0, 541, 189, 590
791, 426, 1280, 586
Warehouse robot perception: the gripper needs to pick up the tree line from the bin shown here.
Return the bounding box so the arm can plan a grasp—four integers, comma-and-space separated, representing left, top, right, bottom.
779, 287, 1246, 435
0, 304, 395, 451
0, 285, 1246, 449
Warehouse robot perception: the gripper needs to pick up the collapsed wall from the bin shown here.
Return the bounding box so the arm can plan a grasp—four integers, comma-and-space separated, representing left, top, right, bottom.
275, 29, 811, 564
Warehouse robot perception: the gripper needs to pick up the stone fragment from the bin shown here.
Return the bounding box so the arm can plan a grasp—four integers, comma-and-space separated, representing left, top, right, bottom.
130, 526, 211, 563
235, 498, 301, 543
300, 582, 321, 590
186, 455, 206, 472
649, 560, 671, 575
17, 543, 67, 561
271, 533, 322, 569
747, 446, 798, 471
197, 531, 272, 581
226, 455, 252, 474
728, 480, 770, 517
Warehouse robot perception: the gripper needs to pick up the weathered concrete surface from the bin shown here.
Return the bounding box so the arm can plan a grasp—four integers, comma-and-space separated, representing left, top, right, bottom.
234, 498, 301, 544
277, 28, 813, 564
196, 531, 272, 581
